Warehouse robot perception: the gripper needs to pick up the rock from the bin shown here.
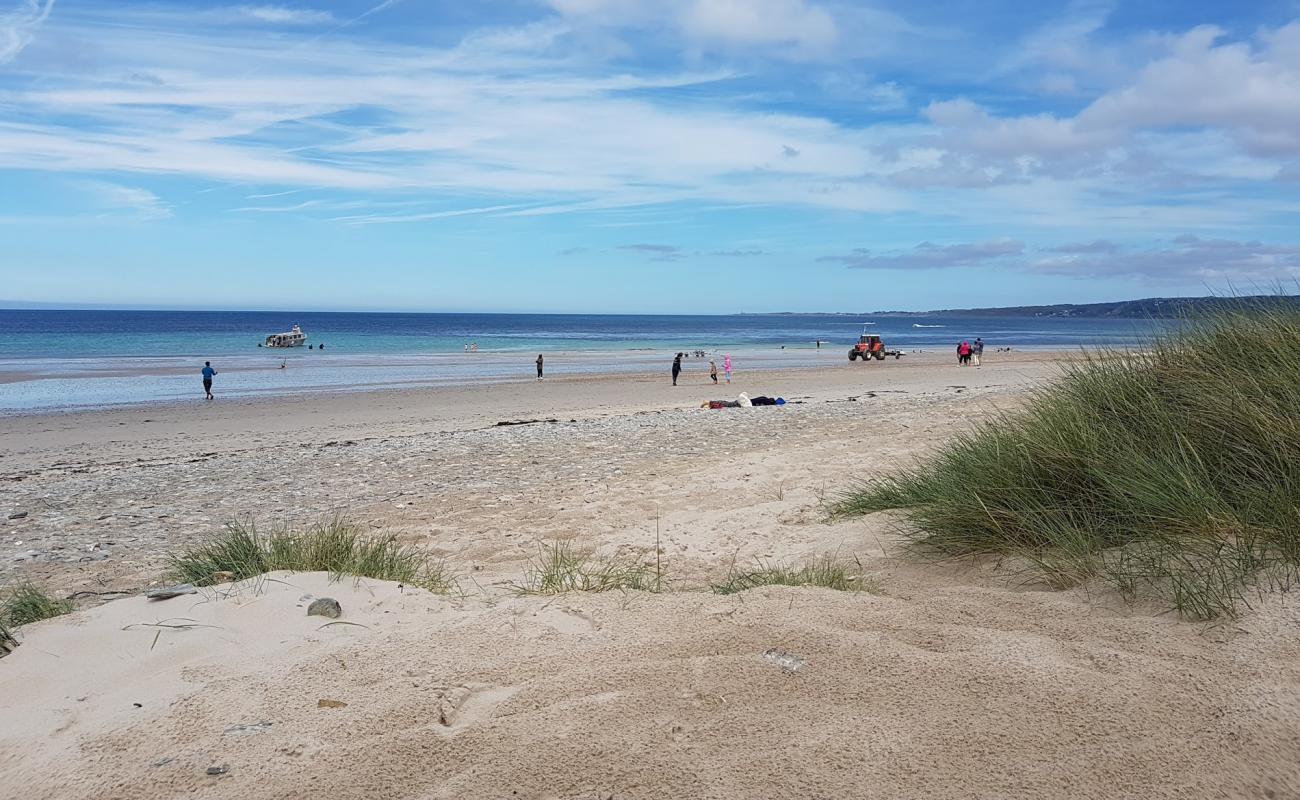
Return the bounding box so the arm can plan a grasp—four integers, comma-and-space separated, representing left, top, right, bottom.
206, 765, 229, 776
211, 571, 236, 583
145, 583, 197, 600
8, 511, 27, 519
317, 698, 348, 709
307, 598, 342, 618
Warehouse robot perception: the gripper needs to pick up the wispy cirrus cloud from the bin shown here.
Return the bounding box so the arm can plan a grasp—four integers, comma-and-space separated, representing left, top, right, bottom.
0, 0, 53, 63
81, 181, 172, 220
228, 5, 335, 25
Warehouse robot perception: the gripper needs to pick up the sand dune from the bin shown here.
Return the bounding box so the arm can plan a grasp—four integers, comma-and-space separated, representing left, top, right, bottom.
4, 570, 1299, 799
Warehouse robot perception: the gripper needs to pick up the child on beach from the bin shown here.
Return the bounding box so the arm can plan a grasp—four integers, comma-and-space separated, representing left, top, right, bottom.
709, 360, 718, 384
723, 354, 732, 383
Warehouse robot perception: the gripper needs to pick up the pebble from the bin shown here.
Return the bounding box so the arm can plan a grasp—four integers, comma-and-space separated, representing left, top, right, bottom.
0, 390, 983, 588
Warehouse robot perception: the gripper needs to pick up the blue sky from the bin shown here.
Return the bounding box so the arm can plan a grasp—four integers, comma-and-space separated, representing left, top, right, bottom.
1, 0, 1298, 313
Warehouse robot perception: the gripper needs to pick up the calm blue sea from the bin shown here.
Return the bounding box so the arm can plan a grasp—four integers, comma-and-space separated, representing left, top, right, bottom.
0, 309, 1168, 412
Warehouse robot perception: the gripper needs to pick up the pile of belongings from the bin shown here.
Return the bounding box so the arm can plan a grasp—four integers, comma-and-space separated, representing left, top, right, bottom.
702, 392, 785, 409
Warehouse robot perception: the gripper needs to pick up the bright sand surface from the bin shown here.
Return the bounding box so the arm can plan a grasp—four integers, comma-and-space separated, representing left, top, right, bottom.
3, 350, 1300, 798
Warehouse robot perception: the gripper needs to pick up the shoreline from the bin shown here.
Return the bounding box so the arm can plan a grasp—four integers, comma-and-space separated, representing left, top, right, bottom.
0, 347, 1070, 417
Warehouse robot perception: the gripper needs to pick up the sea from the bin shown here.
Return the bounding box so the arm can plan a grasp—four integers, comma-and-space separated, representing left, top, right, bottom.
0, 310, 1169, 413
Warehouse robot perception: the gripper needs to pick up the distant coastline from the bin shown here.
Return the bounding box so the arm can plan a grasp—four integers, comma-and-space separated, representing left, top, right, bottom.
742, 293, 1300, 319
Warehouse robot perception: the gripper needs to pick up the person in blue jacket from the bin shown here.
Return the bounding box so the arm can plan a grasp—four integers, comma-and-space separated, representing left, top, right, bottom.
201, 361, 217, 400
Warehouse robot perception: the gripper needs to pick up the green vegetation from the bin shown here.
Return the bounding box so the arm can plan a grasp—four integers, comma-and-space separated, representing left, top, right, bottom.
833, 304, 1300, 619
1, 581, 74, 627
712, 554, 871, 595
169, 518, 452, 592
510, 540, 665, 595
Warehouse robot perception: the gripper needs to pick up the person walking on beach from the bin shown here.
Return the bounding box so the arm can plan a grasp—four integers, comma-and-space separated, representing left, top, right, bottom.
723, 354, 732, 384
709, 359, 718, 384
536, 353, 544, 380
972, 338, 984, 367
672, 352, 683, 386
957, 341, 971, 366
201, 361, 217, 399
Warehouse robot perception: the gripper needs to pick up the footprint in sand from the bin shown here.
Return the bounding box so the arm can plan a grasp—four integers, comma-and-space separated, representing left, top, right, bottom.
435, 684, 518, 732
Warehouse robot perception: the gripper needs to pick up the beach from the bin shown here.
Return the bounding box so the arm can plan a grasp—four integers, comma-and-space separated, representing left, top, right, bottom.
3, 349, 1300, 798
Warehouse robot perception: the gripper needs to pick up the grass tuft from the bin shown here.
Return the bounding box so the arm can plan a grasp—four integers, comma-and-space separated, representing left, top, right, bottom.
1, 581, 74, 627
832, 301, 1300, 619
510, 541, 666, 595
712, 554, 873, 595
168, 518, 453, 592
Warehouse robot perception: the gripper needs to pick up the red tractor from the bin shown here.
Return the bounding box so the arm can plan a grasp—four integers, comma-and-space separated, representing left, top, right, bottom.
848, 333, 902, 361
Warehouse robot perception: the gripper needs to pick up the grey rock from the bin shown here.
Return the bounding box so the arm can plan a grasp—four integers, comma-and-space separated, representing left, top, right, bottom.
145, 583, 197, 600
307, 597, 342, 618
206, 765, 229, 776
8, 512, 27, 519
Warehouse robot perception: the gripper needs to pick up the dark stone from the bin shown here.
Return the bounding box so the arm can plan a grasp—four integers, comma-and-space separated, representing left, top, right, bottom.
307, 598, 342, 619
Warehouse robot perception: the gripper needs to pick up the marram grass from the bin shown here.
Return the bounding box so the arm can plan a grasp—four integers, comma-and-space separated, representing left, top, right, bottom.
711, 554, 874, 595
169, 518, 453, 592
833, 302, 1300, 619
1, 581, 73, 627
510, 540, 666, 595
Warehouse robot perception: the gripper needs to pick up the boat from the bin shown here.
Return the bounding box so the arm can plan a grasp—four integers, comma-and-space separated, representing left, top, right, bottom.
263, 324, 307, 348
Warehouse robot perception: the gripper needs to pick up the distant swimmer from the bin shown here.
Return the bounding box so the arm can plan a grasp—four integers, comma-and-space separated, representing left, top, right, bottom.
201, 361, 217, 400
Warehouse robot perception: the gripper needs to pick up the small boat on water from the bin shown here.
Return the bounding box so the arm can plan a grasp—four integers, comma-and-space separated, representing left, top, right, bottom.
263, 324, 307, 348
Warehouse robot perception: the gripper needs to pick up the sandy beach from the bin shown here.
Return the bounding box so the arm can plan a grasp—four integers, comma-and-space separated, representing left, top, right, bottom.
3, 350, 1300, 798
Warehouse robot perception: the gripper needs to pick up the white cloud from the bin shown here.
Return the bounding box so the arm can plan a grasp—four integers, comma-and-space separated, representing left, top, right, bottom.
81, 181, 172, 220
0, 0, 53, 63
229, 5, 335, 25
1077, 24, 1300, 156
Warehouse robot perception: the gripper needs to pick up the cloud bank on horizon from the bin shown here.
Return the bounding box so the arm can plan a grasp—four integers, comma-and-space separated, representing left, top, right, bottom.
0, 0, 1298, 312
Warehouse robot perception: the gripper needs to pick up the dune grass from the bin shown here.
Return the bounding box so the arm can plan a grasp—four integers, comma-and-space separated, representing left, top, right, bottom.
1, 581, 74, 627
712, 554, 872, 595
833, 302, 1300, 619
510, 540, 666, 595
168, 518, 453, 592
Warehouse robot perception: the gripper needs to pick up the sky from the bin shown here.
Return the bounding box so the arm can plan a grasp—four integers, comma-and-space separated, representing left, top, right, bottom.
0, 0, 1298, 313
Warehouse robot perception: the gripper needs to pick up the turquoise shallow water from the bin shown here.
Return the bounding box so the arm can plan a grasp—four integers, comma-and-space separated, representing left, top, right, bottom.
0, 309, 1168, 412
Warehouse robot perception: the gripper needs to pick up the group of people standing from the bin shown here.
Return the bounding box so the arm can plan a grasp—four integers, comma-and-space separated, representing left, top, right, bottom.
957, 338, 984, 366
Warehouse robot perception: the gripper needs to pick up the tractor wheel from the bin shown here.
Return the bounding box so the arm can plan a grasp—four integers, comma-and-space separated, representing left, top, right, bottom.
848, 351, 857, 361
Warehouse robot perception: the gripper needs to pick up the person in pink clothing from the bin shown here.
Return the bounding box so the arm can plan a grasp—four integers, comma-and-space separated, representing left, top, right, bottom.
723, 354, 732, 384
